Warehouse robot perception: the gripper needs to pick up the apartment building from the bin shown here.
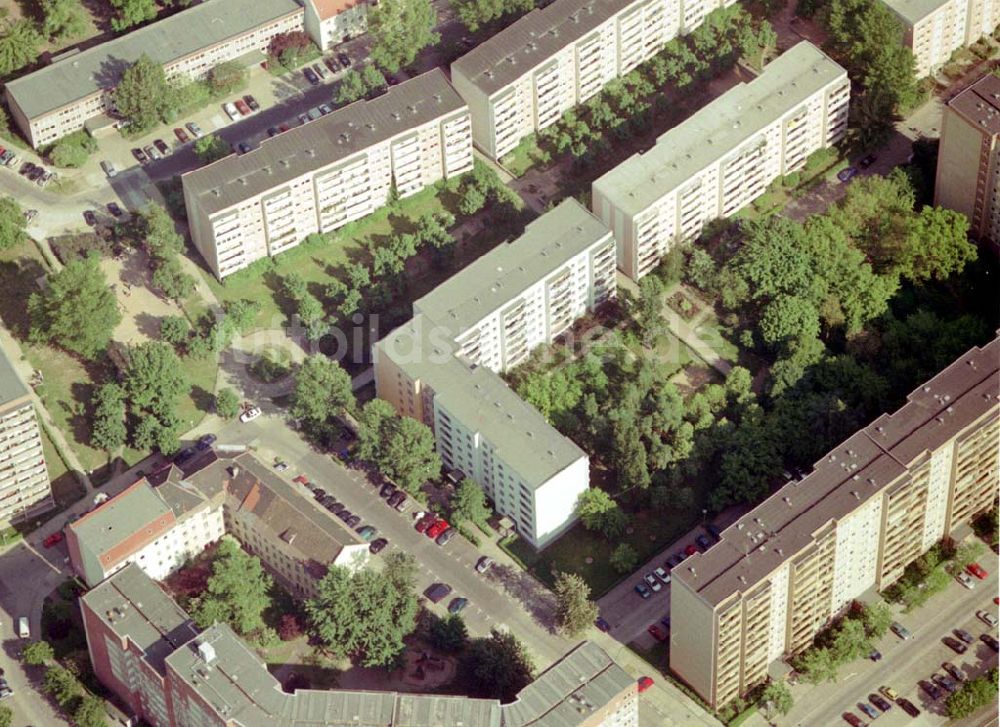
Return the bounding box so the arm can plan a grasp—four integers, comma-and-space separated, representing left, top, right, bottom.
450, 0, 736, 160
0, 348, 52, 526
303, 0, 372, 50
4, 0, 305, 148
592, 41, 849, 280
882, 0, 1000, 78
670, 336, 1000, 709
935, 73, 1000, 252
183, 69, 472, 279
82, 563, 636, 727
375, 200, 616, 548
67, 451, 369, 592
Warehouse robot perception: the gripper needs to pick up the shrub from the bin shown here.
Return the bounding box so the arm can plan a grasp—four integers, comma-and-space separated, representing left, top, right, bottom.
49, 131, 96, 168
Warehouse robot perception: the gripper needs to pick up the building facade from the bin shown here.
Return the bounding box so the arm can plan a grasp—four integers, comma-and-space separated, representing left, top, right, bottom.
375, 200, 616, 549
670, 336, 1000, 709
882, 0, 1000, 78
592, 41, 849, 280
934, 73, 1000, 252
81, 564, 637, 727
0, 348, 52, 526
4, 0, 305, 148
183, 69, 472, 279
303, 0, 372, 49
450, 0, 738, 160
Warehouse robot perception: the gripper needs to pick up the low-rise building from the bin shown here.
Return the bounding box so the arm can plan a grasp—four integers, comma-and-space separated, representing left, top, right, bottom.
375, 200, 616, 549
592, 41, 849, 280
670, 335, 1000, 709
934, 73, 1000, 252
0, 347, 53, 526
302, 0, 372, 50
450, 0, 737, 161
182, 69, 472, 279
81, 564, 637, 727
4, 0, 305, 148
882, 0, 1000, 78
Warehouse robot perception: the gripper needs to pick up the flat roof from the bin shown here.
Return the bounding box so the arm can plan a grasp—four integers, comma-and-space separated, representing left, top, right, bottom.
451, 0, 633, 97
881, 0, 951, 26
5, 0, 303, 120
674, 335, 1000, 608
593, 42, 847, 217
377, 317, 586, 489
947, 73, 1000, 137
182, 69, 465, 215
0, 345, 28, 407
414, 199, 612, 336
69, 481, 174, 559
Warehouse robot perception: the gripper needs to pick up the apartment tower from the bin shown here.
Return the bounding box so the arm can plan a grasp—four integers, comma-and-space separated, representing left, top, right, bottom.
592, 41, 849, 280
182, 69, 472, 279
934, 73, 1000, 252
670, 336, 1000, 709
375, 199, 616, 549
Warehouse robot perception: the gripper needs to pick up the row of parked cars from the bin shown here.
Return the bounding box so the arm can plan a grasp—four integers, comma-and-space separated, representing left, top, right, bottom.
302, 54, 352, 86
635, 526, 720, 599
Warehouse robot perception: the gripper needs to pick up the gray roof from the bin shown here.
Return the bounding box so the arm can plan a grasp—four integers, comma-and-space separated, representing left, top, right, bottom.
880, 0, 951, 25
414, 199, 612, 337
947, 74, 1000, 137
592, 42, 847, 218
451, 0, 633, 97
377, 317, 586, 489
182, 69, 465, 216
674, 335, 1000, 608
69, 481, 174, 559
501, 641, 634, 726
81, 563, 198, 675
0, 345, 28, 408
5, 0, 303, 120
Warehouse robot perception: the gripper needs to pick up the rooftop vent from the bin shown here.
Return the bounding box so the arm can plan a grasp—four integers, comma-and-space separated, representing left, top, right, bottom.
197, 642, 217, 665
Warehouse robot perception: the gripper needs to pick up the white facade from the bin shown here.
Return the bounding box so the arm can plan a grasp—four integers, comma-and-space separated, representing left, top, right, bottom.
302, 0, 371, 50
0, 398, 53, 525
885, 0, 1000, 77
592, 42, 849, 280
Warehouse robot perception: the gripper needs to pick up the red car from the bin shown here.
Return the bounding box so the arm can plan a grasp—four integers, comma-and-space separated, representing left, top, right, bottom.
43, 532, 64, 548
427, 519, 450, 539
647, 625, 667, 642
684, 544, 699, 556
415, 514, 436, 533
967, 562, 988, 580
234, 99, 252, 116
637, 676, 655, 693
293, 474, 309, 485
174, 127, 190, 143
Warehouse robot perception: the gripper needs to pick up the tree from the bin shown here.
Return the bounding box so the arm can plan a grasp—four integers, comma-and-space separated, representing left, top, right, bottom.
946, 673, 999, 719
428, 613, 467, 653
150, 256, 194, 301
49, 130, 97, 168
28, 254, 121, 358
277, 613, 304, 641
858, 602, 893, 639
458, 185, 486, 215
159, 316, 190, 347
192, 536, 273, 636
74, 695, 109, 727
109, 0, 157, 32
337, 69, 366, 104
123, 342, 190, 422
0, 19, 43, 77
369, 0, 439, 73
290, 355, 354, 426
208, 61, 247, 94
553, 571, 598, 637
215, 388, 241, 419
43, 665, 80, 707
451, 479, 491, 527
462, 630, 534, 703
140, 204, 184, 258
381, 417, 441, 493
356, 398, 396, 461
41, 0, 89, 41
193, 134, 230, 164
224, 299, 261, 333
795, 647, 838, 684
760, 681, 793, 717
306, 551, 419, 667
0, 705, 11, 727
114, 54, 171, 132
267, 31, 313, 69
895, 206, 976, 283
22, 640, 54, 665
759, 296, 820, 347
91, 383, 127, 451
952, 541, 985, 572
361, 64, 388, 95
609, 543, 639, 574
576, 489, 628, 539
451, 0, 532, 31
0, 196, 27, 251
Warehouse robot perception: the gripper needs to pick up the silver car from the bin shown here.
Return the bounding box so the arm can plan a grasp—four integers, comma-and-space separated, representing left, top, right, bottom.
100, 160, 117, 177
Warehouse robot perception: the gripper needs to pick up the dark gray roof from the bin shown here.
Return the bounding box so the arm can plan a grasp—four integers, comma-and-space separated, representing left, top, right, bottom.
451, 0, 632, 97
182, 69, 465, 215
5, 0, 303, 120
674, 335, 1000, 608
948, 74, 1000, 137
0, 345, 28, 408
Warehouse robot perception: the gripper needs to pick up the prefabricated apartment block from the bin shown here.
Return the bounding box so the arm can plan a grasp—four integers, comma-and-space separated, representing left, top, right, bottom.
591, 41, 849, 280
182, 69, 472, 279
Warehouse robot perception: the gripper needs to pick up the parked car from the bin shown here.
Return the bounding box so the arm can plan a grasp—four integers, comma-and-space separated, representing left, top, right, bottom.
239, 406, 262, 423
196, 433, 216, 451
386, 490, 404, 507
643, 573, 662, 593
841, 711, 866, 727
706, 523, 722, 540
324, 57, 340, 73
43, 532, 64, 548
38, 171, 54, 187
243, 94, 260, 111
235, 142, 251, 154
868, 650, 882, 662
932, 674, 958, 693
647, 625, 667, 642
144, 145, 161, 161
967, 562, 989, 579
684, 544, 698, 556
312, 63, 328, 80
448, 597, 468, 614
346, 514, 361, 528
107, 202, 124, 217
298, 113, 310, 125
274, 461, 289, 472
174, 127, 191, 143
858, 154, 877, 169
475, 556, 494, 574
896, 699, 920, 718
101, 160, 117, 177
889, 622, 911, 640
370, 538, 388, 554
660, 616, 671, 630
22, 209, 37, 223
981, 633, 1000, 652
356, 525, 377, 541
942, 662, 964, 682
307, 107, 322, 121
919, 680, 942, 700
838, 166, 858, 183
979, 610, 999, 627
634, 582, 652, 599
879, 686, 898, 701
594, 616, 611, 633
234, 99, 252, 116
132, 148, 149, 164
425, 583, 451, 603
380, 483, 397, 498
435, 528, 456, 546
857, 702, 878, 720
311, 487, 326, 499
279, 122, 291, 133
303, 67, 320, 85
318, 103, 333, 115
868, 694, 892, 712
956, 571, 976, 589
943, 636, 968, 654
224, 102, 241, 121
427, 519, 450, 539
695, 534, 713, 550
186, 121, 204, 138
338, 52, 351, 68
153, 138, 170, 156
955, 628, 975, 644
392, 493, 410, 512
415, 514, 436, 533
267, 126, 280, 137
83, 210, 97, 226
665, 553, 684, 569
653, 567, 670, 584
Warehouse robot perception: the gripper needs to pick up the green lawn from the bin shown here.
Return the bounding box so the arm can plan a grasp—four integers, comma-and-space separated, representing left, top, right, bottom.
499, 135, 547, 177
40, 426, 85, 511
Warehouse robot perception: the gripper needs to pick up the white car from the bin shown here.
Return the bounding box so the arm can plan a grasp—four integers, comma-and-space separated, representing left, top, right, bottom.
643, 573, 662, 593
956, 572, 975, 590
224, 102, 241, 121
978, 610, 999, 627
239, 406, 261, 423
653, 567, 671, 585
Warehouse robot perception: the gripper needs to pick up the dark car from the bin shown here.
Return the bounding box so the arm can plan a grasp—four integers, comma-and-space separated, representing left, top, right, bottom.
174, 127, 191, 143
237, 142, 252, 154
196, 433, 216, 451
869, 694, 891, 712
943, 636, 968, 654
942, 662, 964, 682
665, 553, 684, 569
919, 680, 942, 700
380, 483, 398, 498
868, 650, 882, 662
448, 597, 469, 614
634, 582, 652, 599
841, 712, 866, 727
857, 702, 878, 720
981, 633, 1000, 652
425, 583, 452, 603
706, 523, 721, 540
415, 514, 435, 533
337, 509, 352, 522
346, 514, 361, 528
174, 447, 196, 465
932, 674, 958, 693
267, 127, 280, 137
387, 490, 406, 508
312, 487, 326, 499
244, 94, 260, 111
320, 494, 337, 506
838, 166, 858, 183
435, 528, 455, 546
338, 52, 351, 68
954, 628, 975, 644
324, 57, 340, 73
107, 202, 124, 217
859, 153, 877, 169
896, 698, 920, 718
647, 625, 667, 642
132, 148, 149, 164
660, 616, 671, 630
83, 210, 97, 226
303, 67, 320, 85
153, 139, 170, 156
695, 534, 713, 550
594, 616, 611, 632
370, 537, 388, 554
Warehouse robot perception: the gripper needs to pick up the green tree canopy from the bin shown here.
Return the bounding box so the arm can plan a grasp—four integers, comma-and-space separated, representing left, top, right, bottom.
0, 19, 43, 77
462, 629, 534, 703
192, 536, 273, 636
109, 0, 157, 32
553, 571, 599, 637
208, 61, 247, 94
28, 254, 121, 358
428, 613, 468, 653
760, 681, 793, 716
357, 399, 441, 493
290, 355, 354, 426
114, 54, 171, 132
22, 640, 55, 665
74, 695, 110, 727
369, 0, 439, 73
0, 196, 28, 251
451, 479, 492, 527
450, 0, 532, 31
946, 671, 998, 719
337, 69, 366, 104
215, 388, 241, 419
41, 0, 89, 40
123, 342, 190, 422
91, 383, 127, 452
895, 206, 976, 283
193, 134, 231, 164
42, 665, 80, 707
609, 542, 639, 573
49, 130, 97, 168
